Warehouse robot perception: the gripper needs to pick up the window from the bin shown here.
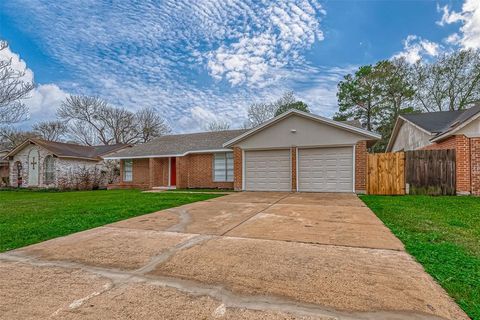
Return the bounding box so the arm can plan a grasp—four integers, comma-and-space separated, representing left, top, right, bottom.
123, 159, 133, 182
213, 152, 234, 182
44, 156, 55, 184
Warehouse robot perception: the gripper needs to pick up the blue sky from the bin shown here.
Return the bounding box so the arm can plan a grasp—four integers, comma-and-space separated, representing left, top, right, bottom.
0, 0, 478, 132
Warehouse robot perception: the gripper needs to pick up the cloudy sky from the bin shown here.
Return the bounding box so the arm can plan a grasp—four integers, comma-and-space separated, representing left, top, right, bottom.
0, 0, 479, 132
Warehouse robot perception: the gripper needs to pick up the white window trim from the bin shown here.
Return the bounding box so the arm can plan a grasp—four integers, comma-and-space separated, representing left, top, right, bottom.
123, 159, 133, 182
213, 152, 234, 182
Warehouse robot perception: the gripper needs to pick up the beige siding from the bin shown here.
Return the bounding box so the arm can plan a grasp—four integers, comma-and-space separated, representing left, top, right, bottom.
391, 122, 432, 152
235, 114, 369, 149
457, 117, 480, 138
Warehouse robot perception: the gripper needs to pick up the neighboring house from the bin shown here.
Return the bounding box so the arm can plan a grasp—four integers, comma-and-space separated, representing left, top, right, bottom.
3, 139, 129, 188
0, 149, 9, 186
387, 104, 480, 195
105, 110, 380, 193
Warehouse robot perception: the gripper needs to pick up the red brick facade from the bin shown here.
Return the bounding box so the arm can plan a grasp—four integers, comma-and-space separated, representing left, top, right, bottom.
111, 142, 370, 194
233, 147, 242, 191
455, 135, 471, 194
176, 153, 233, 189
470, 138, 480, 196
355, 141, 368, 193
421, 136, 457, 150
112, 153, 234, 190
418, 135, 480, 195
291, 147, 297, 191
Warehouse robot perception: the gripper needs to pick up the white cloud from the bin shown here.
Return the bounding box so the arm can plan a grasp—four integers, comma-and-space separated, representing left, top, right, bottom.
206, 1, 325, 87
392, 35, 440, 64
0, 44, 34, 83
0, 44, 68, 127
24, 84, 67, 125
437, 0, 480, 49
2, 0, 330, 132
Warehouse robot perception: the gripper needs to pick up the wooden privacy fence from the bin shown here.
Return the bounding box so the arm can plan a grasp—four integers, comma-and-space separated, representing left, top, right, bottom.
405, 149, 456, 195
367, 149, 456, 195
367, 152, 405, 195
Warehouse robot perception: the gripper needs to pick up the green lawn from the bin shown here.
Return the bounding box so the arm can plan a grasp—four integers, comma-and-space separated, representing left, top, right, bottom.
360, 195, 480, 319
0, 189, 223, 252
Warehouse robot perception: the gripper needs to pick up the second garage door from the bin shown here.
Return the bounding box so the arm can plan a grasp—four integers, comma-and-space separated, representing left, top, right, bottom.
245, 149, 291, 191
298, 147, 354, 192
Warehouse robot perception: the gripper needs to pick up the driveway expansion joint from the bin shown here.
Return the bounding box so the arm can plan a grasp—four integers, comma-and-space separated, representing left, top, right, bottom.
219, 192, 294, 236
0, 253, 450, 320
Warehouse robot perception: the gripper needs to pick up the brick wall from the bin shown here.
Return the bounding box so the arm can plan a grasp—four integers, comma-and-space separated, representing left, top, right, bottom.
150, 158, 169, 187
118, 158, 150, 189
420, 136, 456, 150
177, 153, 234, 189
176, 156, 188, 189
355, 141, 367, 193
233, 147, 242, 191
291, 147, 297, 191
114, 158, 168, 189
471, 138, 480, 196
455, 135, 471, 195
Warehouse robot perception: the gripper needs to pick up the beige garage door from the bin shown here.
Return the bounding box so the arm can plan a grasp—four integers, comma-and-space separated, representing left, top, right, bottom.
245, 149, 291, 191
298, 147, 354, 192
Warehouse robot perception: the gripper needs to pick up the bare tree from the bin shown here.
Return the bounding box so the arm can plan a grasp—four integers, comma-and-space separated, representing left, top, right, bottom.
58, 95, 110, 145
206, 120, 230, 131
96, 105, 137, 144
32, 120, 68, 141
0, 41, 35, 125
244, 102, 276, 128
59, 95, 169, 145
0, 126, 38, 149
135, 107, 170, 143
411, 49, 480, 112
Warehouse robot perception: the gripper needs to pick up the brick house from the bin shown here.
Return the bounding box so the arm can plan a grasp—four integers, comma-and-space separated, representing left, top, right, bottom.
387, 104, 480, 195
106, 110, 380, 193
3, 139, 129, 188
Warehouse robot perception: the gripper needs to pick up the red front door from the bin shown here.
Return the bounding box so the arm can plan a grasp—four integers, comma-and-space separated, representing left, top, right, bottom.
170, 157, 176, 186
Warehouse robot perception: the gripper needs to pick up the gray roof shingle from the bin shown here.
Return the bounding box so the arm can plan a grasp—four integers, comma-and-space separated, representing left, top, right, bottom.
106, 129, 249, 158
5, 139, 129, 161
402, 104, 480, 134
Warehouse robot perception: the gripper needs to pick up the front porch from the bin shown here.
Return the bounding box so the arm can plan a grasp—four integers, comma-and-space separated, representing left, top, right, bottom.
108, 157, 177, 190
108, 153, 235, 191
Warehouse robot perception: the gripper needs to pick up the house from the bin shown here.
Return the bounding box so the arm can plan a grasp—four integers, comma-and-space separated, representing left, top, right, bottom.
387, 104, 480, 195
0, 149, 9, 186
3, 139, 129, 188
105, 110, 380, 193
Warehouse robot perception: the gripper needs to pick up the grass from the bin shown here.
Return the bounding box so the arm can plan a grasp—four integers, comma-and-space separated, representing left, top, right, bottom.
360, 195, 480, 319
0, 189, 223, 252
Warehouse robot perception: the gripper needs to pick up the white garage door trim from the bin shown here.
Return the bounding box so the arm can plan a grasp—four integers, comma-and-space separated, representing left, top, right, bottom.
297, 146, 355, 193
244, 149, 291, 191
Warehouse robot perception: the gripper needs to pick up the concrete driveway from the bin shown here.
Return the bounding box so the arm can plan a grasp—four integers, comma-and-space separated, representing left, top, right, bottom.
0, 192, 468, 320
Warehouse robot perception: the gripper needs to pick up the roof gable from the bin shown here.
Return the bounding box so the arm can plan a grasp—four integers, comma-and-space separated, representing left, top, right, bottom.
4, 139, 129, 161
224, 109, 380, 148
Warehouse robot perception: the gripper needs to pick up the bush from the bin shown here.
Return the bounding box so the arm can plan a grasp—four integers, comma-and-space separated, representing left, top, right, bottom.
57, 166, 106, 191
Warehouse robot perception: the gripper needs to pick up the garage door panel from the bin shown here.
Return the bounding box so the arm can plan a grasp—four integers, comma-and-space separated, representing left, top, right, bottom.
298, 147, 353, 192
245, 150, 291, 191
